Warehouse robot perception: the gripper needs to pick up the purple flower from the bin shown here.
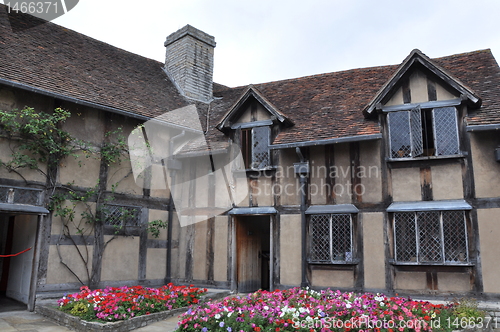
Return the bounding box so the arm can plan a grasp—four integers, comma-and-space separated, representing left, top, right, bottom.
219, 321, 225, 327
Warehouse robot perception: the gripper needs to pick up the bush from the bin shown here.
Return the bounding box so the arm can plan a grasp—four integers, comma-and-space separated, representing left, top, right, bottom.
58, 283, 207, 322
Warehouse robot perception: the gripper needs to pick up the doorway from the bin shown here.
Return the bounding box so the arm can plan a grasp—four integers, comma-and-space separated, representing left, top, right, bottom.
0, 214, 37, 309
236, 216, 271, 293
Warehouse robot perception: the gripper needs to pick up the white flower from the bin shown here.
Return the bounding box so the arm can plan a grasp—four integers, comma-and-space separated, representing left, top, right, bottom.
263, 306, 269, 310
214, 313, 221, 320
346, 303, 352, 309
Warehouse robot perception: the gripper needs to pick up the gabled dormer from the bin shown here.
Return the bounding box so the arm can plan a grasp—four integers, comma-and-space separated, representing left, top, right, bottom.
364, 49, 482, 160
217, 86, 293, 170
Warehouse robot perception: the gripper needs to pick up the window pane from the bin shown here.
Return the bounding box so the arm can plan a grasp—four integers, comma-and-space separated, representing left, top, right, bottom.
433, 107, 460, 156
388, 111, 412, 158
103, 205, 141, 226
251, 126, 270, 169
241, 129, 252, 169
410, 107, 423, 157
331, 214, 352, 261
417, 211, 442, 262
310, 214, 331, 262
442, 211, 468, 262
394, 212, 417, 262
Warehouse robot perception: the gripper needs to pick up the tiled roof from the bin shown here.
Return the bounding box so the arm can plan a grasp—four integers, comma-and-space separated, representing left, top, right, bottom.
1, 6, 499, 150
210, 50, 500, 146
0, 6, 191, 120
433, 50, 500, 128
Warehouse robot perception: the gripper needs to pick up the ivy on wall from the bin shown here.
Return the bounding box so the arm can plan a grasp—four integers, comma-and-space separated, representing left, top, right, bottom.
0, 106, 167, 286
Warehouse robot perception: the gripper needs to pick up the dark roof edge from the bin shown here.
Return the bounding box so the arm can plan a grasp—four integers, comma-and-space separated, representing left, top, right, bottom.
0, 78, 150, 121
1, 78, 203, 134
270, 133, 382, 150
466, 123, 500, 132
0, 202, 49, 215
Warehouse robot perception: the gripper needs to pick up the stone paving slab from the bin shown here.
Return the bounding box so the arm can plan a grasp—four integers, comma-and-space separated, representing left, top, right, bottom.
0, 311, 72, 332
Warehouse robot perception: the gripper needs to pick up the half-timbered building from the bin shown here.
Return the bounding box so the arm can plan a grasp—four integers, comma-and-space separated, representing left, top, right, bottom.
1, 7, 500, 309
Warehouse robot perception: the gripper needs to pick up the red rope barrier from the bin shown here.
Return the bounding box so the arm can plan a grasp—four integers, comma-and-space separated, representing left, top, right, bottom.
0, 247, 32, 257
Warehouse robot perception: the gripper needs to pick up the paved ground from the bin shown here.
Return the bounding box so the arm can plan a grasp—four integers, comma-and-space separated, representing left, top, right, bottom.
0, 310, 182, 332
2, 295, 499, 332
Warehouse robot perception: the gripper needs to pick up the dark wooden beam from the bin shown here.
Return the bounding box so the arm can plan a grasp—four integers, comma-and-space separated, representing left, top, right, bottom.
325, 145, 336, 204
420, 167, 433, 201
350, 142, 362, 203
427, 79, 437, 101
403, 79, 411, 104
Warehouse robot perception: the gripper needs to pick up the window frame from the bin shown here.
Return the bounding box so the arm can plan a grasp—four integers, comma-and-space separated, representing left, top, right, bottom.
392, 210, 470, 265
386, 105, 461, 160
239, 125, 271, 170
308, 213, 357, 264
102, 204, 142, 236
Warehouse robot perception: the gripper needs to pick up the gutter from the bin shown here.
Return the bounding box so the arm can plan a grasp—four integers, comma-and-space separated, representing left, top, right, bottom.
466, 124, 500, 132
165, 131, 186, 284
294, 148, 309, 288
0, 78, 202, 134
270, 133, 382, 150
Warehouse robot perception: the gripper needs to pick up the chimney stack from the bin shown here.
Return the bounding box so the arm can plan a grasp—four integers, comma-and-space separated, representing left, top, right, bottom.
164, 25, 216, 103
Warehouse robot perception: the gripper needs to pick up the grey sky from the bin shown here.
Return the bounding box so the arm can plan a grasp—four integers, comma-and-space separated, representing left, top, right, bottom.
6, 0, 500, 87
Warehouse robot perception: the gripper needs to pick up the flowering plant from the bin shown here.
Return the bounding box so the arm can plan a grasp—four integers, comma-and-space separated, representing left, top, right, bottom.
176, 287, 455, 332
58, 283, 207, 322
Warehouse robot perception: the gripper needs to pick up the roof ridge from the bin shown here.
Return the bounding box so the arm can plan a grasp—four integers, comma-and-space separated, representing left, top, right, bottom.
228, 50, 492, 91
1, 5, 164, 67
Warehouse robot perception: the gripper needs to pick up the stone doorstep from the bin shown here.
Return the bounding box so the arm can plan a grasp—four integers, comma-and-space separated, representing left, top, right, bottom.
35, 290, 231, 332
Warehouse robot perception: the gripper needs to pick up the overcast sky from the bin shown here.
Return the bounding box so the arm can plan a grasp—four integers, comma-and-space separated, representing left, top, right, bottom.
13, 0, 500, 87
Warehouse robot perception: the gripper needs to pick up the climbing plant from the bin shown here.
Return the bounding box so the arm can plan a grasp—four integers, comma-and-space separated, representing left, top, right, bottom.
0, 106, 167, 286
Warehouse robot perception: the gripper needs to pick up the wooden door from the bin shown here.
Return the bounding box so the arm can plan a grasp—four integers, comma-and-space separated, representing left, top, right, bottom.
236, 218, 262, 292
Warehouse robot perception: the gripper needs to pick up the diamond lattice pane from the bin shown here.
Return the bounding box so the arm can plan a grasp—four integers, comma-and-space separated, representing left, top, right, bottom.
14, 188, 41, 205
410, 107, 423, 157
443, 211, 468, 262
433, 107, 460, 156
251, 126, 270, 169
310, 214, 331, 262
417, 211, 442, 262
104, 205, 141, 226
394, 212, 417, 262
389, 111, 412, 158
331, 214, 352, 261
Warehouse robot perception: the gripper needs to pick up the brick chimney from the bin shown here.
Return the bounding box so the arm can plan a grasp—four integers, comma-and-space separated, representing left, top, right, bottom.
164, 25, 216, 103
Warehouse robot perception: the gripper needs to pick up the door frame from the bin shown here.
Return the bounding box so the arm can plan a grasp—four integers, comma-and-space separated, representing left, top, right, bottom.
230, 214, 275, 293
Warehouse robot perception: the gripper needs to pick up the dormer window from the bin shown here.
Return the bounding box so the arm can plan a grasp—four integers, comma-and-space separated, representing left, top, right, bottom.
387, 105, 460, 159
240, 125, 271, 170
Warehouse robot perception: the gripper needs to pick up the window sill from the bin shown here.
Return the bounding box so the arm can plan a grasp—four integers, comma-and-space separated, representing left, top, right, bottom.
386, 153, 467, 163
308, 258, 360, 266
232, 167, 277, 175
103, 225, 141, 236
389, 260, 474, 267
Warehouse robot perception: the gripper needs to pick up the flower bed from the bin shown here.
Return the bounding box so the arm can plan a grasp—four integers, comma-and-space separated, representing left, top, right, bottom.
176, 288, 461, 332
57, 283, 207, 322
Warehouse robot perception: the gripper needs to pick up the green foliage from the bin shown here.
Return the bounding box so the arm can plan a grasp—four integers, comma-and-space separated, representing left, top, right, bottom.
0, 106, 167, 286
453, 298, 486, 319
146, 219, 168, 238
101, 127, 128, 165
0, 107, 73, 171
